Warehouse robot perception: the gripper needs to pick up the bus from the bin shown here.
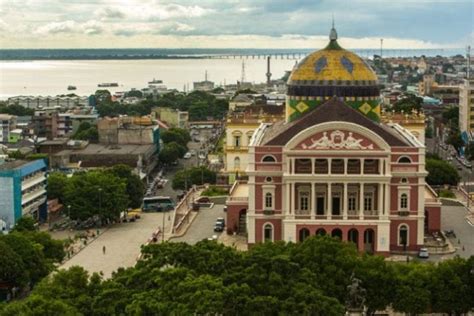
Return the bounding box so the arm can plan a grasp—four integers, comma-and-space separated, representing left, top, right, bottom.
142, 196, 175, 212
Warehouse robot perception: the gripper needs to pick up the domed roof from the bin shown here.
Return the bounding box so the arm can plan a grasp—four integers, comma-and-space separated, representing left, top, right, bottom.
288, 27, 377, 85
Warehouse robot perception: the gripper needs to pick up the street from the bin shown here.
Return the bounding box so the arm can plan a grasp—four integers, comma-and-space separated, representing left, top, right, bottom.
60, 212, 173, 278
171, 204, 226, 244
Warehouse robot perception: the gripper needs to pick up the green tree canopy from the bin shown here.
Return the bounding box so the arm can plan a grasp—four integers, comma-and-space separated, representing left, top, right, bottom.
12, 216, 37, 232
64, 170, 128, 221
392, 94, 423, 113
0, 102, 35, 116
172, 166, 217, 190
107, 164, 144, 209
47, 172, 68, 202
426, 158, 460, 186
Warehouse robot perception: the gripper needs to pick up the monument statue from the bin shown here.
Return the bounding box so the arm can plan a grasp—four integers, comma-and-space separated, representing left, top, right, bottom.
345, 273, 366, 312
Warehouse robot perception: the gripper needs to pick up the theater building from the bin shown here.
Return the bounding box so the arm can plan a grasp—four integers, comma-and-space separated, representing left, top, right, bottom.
226, 27, 441, 254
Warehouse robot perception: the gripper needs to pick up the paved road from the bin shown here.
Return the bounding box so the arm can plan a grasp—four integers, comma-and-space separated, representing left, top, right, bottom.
171, 204, 226, 244
60, 212, 173, 278
439, 204, 474, 259
427, 138, 473, 182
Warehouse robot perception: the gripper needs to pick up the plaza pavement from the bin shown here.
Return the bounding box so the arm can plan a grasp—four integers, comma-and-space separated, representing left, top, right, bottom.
60, 212, 173, 278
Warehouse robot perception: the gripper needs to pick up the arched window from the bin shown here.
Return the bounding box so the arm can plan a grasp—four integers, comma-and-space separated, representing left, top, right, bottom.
262, 155, 276, 162
398, 156, 412, 163
234, 157, 240, 170
400, 178, 408, 184
399, 225, 409, 247
299, 228, 310, 242
234, 135, 241, 147
265, 192, 273, 208
263, 223, 273, 242
315, 228, 326, 236
400, 193, 408, 209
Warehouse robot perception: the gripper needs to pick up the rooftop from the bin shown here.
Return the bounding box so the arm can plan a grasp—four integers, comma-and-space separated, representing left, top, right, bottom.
261, 98, 409, 147
55, 143, 155, 156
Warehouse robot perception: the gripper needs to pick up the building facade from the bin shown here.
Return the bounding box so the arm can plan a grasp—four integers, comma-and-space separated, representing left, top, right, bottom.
0, 159, 48, 232
459, 78, 474, 139
226, 27, 441, 254
0, 114, 16, 143
224, 106, 284, 183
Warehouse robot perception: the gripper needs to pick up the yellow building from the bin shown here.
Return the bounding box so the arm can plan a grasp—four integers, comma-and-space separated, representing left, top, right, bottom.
224, 106, 284, 183
381, 110, 426, 144
459, 78, 474, 135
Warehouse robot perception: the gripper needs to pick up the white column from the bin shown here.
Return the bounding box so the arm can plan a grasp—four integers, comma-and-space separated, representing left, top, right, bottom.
284, 182, 289, 216
327, 183, 332, 219
344, 159, 348, 175
361, 158, 365, 175
311, 158, 315, 175
377, 184, 383, 216
311, 183, 316, 220
290, 182, 294, 216
359, 183, 364, 219
383, 183, 390, 219
328, 158, 332, 175
343, 182, 348, 220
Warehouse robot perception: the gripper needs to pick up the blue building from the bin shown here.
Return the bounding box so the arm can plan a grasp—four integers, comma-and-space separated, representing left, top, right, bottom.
0, 159, 47, 232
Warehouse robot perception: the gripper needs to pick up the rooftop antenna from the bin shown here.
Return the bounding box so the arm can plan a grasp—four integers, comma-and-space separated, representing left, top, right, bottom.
241, 60, 246, 83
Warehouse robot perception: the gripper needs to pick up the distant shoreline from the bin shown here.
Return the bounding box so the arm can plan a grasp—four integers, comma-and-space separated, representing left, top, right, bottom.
0, 47, 466, 61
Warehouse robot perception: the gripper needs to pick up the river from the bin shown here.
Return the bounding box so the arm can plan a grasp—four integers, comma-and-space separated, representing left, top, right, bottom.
0, 58, 297, 99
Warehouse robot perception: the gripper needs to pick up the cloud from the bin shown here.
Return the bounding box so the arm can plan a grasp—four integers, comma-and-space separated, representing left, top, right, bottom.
95, 7, 125, 20
35, 20, 77, 35
35, 20, 104, 36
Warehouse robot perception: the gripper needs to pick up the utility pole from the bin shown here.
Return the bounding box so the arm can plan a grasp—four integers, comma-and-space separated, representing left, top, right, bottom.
241, 60, 246, 84
162, 209, 165, 243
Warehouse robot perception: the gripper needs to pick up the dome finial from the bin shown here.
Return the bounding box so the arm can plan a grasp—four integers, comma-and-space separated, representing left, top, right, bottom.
330, 15, 337, 41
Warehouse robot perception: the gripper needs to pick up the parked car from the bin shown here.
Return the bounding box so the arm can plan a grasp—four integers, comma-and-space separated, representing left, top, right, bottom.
418, 248, 429, 259
184, 152, 192, 159
214, 222, 224, 232
444, 229, 456, 238
196, 196, 211, 203
216, 217, 225, 226
190, 150, 196, 156
198, 154, 206, 160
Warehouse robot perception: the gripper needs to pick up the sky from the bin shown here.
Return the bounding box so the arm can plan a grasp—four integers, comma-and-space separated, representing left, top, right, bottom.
0, 0, 472, 49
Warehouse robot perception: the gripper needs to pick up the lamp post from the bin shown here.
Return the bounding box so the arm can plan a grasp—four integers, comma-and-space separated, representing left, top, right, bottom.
162, 210, 165, 243
67, 205, 71, 219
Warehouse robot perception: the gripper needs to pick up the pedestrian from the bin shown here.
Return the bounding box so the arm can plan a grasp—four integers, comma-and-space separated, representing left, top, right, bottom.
102, 245, 106, 255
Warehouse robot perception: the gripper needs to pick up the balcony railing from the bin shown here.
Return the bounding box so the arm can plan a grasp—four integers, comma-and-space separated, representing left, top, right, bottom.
227, 196, 249, 202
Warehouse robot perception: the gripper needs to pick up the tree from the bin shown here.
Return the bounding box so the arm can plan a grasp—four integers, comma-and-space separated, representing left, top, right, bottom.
0, 240, 28, 288
426, 158, 460, 186
0, 102, 35, 116
172, 167, 217, 190
94, 89, 112, 104
108, 165, 144, 209
0, 295, 81, 316
47, 172, 68, 202
0, 233, 50, 284
12, 216, 36, 232
72, 122, 98, 142
167, 141, 187, 158
447, 131, 464, 154
429, 257, 472, 314
161, 130, 186, 146
64, 171, 128, 221
158, 144, 181, 164
392, 94, 423, 113
126, 90, 143, 98
26, 231, 65, 263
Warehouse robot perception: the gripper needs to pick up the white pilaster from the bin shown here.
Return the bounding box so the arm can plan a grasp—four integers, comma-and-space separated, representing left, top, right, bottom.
377, 184, 383, 216
311, 182, 315, 220
327, 183, 332, 219
290, 182, 294, 217
359, 183, 364, 219
343, 182, 348, 220
376, 222, 390, 253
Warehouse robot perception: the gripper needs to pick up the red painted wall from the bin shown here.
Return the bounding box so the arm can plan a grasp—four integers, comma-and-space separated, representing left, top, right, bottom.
255, 218, 282, 243
425, 206, 441, 232
389, 220, 420, 251
226, 204, 247, 234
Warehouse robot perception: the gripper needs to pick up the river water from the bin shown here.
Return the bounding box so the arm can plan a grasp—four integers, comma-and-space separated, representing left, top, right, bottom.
0, 58, 297, 99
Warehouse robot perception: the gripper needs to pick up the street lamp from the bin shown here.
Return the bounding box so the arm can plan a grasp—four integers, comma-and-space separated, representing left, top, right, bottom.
98, 188, 102, 214
67, 205, 71, 218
